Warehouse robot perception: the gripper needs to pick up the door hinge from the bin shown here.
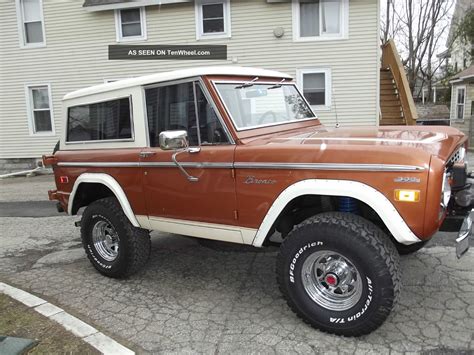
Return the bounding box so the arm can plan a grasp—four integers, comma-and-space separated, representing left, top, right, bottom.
231, 168, 236, 179
234, 210, 239, 220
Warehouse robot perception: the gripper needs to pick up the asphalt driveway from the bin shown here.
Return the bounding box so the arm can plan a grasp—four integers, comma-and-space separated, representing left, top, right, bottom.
0, 175, 473, 354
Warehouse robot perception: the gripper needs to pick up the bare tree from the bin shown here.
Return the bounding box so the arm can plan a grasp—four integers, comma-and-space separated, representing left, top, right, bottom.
381, 0, 454, 102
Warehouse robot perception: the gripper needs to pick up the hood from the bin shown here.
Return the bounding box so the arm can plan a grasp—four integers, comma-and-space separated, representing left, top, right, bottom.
240, 125, 466, 165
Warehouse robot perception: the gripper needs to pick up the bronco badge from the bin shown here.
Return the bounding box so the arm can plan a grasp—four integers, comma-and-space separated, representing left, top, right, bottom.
244, 176, 277, 185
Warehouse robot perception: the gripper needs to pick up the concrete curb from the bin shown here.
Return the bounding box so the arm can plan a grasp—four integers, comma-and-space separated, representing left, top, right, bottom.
0, 282, 134, 355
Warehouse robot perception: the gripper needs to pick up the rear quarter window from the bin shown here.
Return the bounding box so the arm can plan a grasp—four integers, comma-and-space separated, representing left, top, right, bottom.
67, 97, 133, 142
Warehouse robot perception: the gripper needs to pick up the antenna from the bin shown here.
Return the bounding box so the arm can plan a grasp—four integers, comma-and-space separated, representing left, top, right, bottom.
333, 87, 340, 128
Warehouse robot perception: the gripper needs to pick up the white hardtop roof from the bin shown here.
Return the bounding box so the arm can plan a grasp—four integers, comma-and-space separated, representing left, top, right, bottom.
63, 66, 293, 101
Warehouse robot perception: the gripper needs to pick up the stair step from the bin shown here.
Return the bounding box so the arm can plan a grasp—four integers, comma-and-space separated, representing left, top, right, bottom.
382, 112, 404, 119
380, 105, 402, 115
380, 118, 406, 125
381, 88, 398, 95
381, 92, 399, 97
380, 71, 393, 76
380, 101, 402, 112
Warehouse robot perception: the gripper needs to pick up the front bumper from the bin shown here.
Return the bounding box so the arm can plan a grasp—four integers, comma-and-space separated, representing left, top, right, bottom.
456, 213, 471, 258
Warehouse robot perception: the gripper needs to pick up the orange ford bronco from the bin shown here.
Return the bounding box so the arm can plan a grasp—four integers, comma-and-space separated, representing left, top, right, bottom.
44, 67, 472, 336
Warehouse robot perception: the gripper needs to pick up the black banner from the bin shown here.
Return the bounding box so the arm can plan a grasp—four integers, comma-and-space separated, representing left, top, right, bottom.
109, 45, 227, 60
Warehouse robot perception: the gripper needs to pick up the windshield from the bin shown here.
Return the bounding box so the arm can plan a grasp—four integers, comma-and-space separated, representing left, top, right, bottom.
214, 83, 316, 130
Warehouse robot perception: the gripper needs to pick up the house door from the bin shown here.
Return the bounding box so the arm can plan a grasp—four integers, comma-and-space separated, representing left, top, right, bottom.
141, 79, 238, 234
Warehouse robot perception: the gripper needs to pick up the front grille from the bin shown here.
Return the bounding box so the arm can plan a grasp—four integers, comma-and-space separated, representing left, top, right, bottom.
448, 147, 465, 165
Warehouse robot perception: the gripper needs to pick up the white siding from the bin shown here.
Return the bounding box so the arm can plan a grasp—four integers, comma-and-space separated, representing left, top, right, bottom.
451, 83, 474, 137
0, 0, 379, 159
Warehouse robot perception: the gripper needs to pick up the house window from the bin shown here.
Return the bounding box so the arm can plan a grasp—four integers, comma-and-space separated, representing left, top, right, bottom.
26, 85, 54, 135
297, 68, 331, 109
293, 0, 348, 41
17, 0, 45, 47
195, 0, 231, 39
456, 87, 466, 120
115, 7, 146, 42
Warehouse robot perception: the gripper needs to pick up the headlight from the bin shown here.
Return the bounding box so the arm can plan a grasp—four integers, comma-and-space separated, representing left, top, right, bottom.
441, 171, 451, 208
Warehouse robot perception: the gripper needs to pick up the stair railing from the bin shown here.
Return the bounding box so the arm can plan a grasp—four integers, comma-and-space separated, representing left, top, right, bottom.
382, 40, 418, 125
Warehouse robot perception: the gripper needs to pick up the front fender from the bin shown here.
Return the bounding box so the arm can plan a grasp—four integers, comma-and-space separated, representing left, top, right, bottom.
252, 179, 422, 247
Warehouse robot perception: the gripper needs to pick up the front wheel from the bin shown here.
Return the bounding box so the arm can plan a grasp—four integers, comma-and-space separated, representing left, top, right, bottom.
393, 240, 428, 255
81, 197, 151, 278
277, 212, 401, 336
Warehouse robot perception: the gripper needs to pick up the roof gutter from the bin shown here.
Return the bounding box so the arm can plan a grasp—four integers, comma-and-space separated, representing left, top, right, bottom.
450, 74, 474, 84
83, 0, 191, 12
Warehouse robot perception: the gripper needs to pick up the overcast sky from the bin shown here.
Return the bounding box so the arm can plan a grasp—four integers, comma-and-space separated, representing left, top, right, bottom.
380, 0, 456, 56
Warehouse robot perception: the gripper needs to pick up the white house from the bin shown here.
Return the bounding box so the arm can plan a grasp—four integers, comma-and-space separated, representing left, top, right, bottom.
0, 0, 381, 171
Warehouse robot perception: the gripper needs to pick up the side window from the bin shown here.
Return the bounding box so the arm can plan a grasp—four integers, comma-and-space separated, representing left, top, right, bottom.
26, 84, 54, 134
17, 0, 46, 47
195, 85, 229, 145
297, 68, 331, 109
67, 98, 132, 142
293, 0, 348, 41
115, 7, 147, 42
145, 81, 229, 147
195, 0, 231, 39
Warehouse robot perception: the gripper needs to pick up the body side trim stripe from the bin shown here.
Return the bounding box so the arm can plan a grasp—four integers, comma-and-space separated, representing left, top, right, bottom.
234, 162, 425, 172
58, 161, 424, 172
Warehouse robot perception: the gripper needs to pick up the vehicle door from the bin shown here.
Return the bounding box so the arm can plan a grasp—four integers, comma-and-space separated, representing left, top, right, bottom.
140, 79, 237, 227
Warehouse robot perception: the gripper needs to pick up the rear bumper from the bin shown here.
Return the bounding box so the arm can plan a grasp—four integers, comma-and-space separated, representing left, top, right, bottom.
48, 189, 68, 214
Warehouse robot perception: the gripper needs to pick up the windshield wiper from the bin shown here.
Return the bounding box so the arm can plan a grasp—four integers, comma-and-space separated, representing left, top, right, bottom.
268, 78, 286, 90
235, 77, 259, 89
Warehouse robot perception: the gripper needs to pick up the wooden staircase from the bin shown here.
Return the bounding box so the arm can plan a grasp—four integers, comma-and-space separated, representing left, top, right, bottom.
380, 40, 418, 126
380, 68, 405, 125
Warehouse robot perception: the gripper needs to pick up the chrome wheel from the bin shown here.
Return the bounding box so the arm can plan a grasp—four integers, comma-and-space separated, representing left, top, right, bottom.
301, 250, 362, 311
92, 220, 120, 262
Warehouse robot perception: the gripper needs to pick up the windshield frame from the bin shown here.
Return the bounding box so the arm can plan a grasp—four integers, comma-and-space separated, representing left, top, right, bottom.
211, 80, 319, 132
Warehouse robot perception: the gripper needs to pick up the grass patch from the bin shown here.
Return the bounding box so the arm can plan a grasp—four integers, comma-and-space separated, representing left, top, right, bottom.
0, 294, 99, 354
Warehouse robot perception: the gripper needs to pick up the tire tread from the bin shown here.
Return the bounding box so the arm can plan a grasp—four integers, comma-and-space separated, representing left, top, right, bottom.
81, 197, 150, 278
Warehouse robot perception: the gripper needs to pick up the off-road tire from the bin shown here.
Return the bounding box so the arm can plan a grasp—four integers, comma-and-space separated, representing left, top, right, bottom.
393, 240, 428, 255
81, 197, 151, 278
277, 212, 401, 337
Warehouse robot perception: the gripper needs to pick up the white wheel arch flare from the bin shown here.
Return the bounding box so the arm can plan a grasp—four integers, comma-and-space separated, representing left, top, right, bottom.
252, 179, 422, 247
68, 173, 140, 227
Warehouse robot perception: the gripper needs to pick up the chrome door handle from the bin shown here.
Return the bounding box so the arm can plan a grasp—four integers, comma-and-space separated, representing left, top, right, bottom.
139, 151, 156, 158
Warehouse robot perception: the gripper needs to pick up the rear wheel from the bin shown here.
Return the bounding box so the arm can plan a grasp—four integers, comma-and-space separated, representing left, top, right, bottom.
81, 197, 151, 278
277, 212, 401, 336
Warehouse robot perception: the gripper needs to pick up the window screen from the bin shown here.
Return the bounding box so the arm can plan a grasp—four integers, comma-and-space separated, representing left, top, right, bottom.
202, 3, 225, 33
300, 0, 320, 37
302, 72, 326, 106
21, 0, 44, 44
120, 8, 142, 37
67, 98, 132, 142
28, 86, 52, 133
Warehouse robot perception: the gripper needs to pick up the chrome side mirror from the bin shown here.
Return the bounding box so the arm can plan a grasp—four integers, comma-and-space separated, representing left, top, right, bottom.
158, 130, 201, 182
159, 130, 189, 150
